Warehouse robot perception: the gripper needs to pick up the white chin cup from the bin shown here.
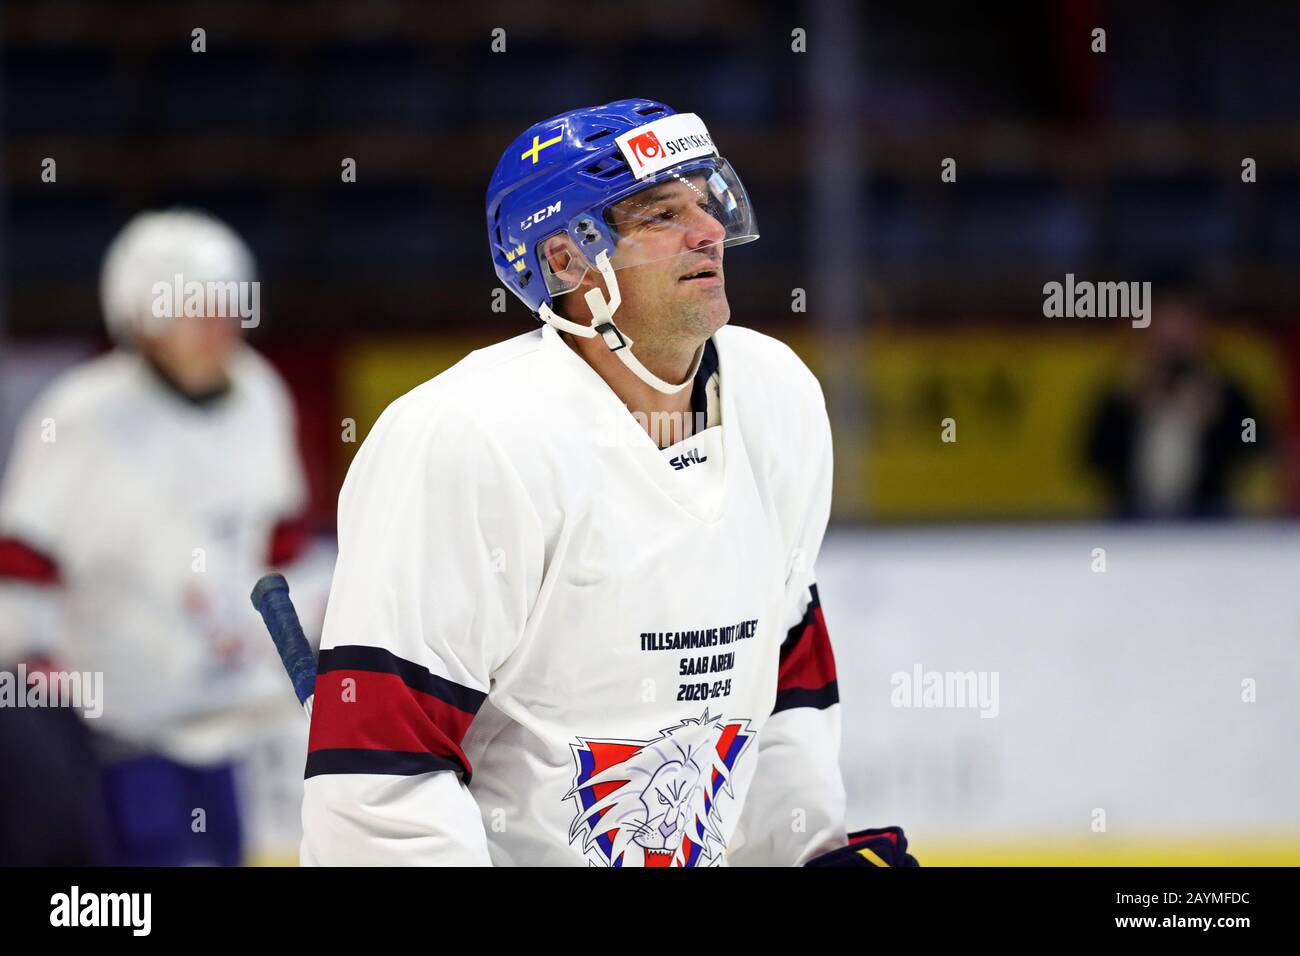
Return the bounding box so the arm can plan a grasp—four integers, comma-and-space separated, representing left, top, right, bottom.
538, 250, 704, 395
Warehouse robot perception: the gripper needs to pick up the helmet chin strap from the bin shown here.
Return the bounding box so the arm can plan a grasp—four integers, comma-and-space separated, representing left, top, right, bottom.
537, 251, 704, 395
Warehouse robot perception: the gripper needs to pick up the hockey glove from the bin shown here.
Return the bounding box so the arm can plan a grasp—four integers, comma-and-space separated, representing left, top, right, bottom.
804, 826, 919, 867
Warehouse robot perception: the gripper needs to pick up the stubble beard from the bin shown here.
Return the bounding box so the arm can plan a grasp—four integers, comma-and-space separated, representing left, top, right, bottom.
637, 284, 730, 350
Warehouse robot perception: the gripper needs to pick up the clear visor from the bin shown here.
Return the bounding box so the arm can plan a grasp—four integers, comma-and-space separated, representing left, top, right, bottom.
541, 156, 757, 298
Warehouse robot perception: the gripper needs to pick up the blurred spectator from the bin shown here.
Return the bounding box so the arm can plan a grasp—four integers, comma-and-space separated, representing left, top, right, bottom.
1084, 278, 1267, 519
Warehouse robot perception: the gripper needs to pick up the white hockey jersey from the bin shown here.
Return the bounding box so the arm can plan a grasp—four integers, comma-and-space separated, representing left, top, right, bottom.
0, 346, 309, 764
302, 323, 847, 866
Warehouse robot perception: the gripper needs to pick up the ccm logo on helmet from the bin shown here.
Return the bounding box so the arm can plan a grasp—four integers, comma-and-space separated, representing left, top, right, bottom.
520, 201, 563, 231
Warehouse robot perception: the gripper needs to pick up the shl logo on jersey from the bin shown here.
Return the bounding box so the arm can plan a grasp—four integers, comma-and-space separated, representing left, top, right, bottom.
565, 711, 753, 867
668, 447, 708, 471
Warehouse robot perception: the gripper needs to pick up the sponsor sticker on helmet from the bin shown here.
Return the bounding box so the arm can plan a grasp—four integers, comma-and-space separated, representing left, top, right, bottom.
615, 113, 718, 180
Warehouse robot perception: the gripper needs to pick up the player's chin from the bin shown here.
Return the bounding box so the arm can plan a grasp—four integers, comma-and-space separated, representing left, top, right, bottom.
688, 297, 730, 335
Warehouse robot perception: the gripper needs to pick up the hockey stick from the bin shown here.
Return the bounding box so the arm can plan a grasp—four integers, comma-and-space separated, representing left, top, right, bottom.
250, 572, 317, 717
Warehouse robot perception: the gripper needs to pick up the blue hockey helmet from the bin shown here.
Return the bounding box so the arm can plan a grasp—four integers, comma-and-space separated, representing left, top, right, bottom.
486, 99, 758, 335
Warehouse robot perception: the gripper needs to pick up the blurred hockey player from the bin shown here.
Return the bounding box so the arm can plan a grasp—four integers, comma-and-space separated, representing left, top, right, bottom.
303, 99, 913, 866
0, 209, 312, 865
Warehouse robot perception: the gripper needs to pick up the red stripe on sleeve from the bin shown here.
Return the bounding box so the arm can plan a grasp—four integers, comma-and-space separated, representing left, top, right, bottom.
0, 537, 61, 585
308, 669, 477, 774
267, 516, 310, 566
777, 602, 837, 693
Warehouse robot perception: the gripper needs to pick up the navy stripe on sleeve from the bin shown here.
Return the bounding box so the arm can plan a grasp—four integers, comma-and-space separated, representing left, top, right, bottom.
317, 644, 487, 714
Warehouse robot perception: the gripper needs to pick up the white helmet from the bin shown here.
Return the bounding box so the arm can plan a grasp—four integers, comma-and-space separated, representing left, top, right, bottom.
99, 208, 256, 343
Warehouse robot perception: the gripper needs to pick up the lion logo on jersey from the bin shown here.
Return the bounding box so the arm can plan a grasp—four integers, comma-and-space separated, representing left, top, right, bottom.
565, 711, 753, 867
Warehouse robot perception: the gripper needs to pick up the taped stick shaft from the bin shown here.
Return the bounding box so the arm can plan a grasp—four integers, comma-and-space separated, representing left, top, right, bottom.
250, 572, 317, 713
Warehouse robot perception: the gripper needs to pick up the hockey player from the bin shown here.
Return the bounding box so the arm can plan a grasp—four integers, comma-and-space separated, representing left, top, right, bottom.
0, 209, 312, 865
302, 99, 914, 866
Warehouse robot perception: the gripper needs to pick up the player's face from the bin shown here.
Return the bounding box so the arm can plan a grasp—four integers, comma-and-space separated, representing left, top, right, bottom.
603, 173, 731, 343
141, 313, 240, 389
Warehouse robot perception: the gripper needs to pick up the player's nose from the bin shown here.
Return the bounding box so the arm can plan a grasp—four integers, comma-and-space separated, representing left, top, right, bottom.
685, 205, 727, 248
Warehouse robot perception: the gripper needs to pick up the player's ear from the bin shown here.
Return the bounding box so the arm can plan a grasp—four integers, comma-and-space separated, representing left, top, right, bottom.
541, 233, 586, 286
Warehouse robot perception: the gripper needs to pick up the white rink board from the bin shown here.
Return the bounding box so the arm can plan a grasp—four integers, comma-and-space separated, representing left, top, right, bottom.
245, 523, 1300, 861
818, 522, 1300, 841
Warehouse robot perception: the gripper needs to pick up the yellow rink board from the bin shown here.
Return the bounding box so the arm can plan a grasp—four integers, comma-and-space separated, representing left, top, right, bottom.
786, 326, 1286, 520
340, 326, 1287, 521
915, 837, 1300, 867
250, 837, 1300, 867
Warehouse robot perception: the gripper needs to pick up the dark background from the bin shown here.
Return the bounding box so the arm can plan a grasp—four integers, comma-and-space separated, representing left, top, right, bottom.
4, 0, 1299, 523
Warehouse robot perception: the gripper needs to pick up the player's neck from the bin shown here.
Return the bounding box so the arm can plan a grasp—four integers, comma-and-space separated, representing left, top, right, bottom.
561, 331, 701, 448
139, 351, 232, 407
